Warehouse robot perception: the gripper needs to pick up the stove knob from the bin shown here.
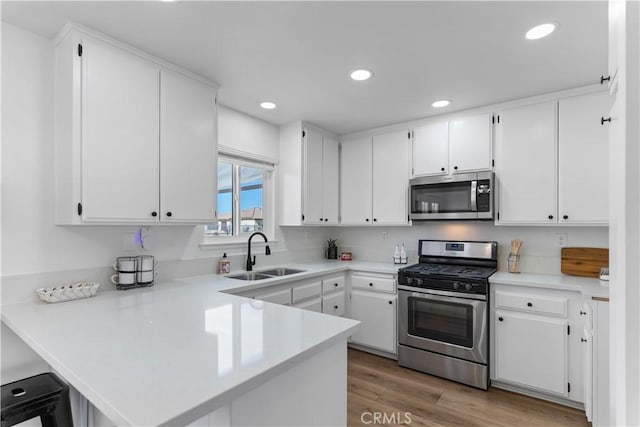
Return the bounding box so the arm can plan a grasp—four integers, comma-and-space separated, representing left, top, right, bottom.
415, 278, 424, 286
406, 277, 413, 285
453, 282, 460, 290
465, 283, 473, 291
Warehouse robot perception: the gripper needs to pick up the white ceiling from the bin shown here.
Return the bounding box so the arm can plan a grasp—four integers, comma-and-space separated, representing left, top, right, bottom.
1, 1, 608, 135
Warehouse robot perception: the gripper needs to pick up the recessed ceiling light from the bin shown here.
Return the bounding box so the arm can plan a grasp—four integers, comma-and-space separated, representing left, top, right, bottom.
432, 100, 451, 108
260, 101, 277, 110
350, 69, 373, 81
525, 23, 557, 40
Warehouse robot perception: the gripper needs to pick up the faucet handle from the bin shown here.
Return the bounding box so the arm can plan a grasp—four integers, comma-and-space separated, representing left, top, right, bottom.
251, 255, 256, 266
265, 245, 271, 255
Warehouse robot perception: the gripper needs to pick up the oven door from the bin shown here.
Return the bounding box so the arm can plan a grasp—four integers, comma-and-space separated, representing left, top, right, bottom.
398, 288, 487, 364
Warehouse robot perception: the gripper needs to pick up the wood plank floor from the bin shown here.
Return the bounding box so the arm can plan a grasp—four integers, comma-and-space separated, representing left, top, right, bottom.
348, 349, 589, 427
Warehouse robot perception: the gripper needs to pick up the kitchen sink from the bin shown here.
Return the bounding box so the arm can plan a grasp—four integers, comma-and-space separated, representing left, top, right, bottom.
226, 273, 274, 281
227, 268, 307, 281
256, 268, 306, 276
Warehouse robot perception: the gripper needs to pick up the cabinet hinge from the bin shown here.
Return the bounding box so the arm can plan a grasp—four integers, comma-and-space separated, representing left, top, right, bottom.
568, 383, 571, 393
77, 44, 83, 57
567, 325, 571, 335
77, 202, 83, 216
302, 130, 306, 138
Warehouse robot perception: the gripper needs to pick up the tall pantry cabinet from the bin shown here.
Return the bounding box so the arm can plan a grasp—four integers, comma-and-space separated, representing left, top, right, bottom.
54, 25, 218, 225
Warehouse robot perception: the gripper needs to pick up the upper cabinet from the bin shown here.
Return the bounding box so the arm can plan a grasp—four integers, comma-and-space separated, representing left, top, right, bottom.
341, 130, 410, 225
495, 92, 611, 225
412, 113, 493, 177
279, 122, 339, 226
54, 26, 218, 225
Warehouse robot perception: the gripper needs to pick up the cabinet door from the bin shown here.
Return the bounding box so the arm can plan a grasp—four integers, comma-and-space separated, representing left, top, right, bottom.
340, 137, 372, 225
322, 291, 346, 317
293, 296, 322, 313
303, 129, 325, 225
413, 121, 448, 176
372, 130, 410, 224
494, 311, 567, 396
350, 290, 396, 353
81, 38, 160, 222
495, 102, 557, 224
449, 113, 493, 173
558, 92, 611, 224
322, 136, 340, 224
160, 70, 217, 223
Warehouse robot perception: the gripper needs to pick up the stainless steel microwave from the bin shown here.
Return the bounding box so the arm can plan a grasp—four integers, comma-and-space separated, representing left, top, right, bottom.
409, 172, 494, 221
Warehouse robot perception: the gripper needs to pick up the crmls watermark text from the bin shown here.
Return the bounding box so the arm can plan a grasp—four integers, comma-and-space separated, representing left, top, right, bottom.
360, 411, 413, 425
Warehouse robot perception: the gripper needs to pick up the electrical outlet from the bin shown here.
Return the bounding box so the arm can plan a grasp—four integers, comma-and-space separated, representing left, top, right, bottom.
556, 233, 568, 247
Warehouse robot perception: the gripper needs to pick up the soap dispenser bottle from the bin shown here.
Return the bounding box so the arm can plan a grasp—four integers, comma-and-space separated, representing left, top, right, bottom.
219, 253, 231, 274
400, 243, 408, 264
393, 245, 401, 264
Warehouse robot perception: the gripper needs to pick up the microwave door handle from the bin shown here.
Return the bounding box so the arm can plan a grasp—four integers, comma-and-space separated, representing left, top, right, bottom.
470, 180, 478, 212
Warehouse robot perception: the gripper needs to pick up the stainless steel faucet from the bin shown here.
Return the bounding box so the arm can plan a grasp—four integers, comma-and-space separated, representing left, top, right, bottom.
246, 232, 271, 271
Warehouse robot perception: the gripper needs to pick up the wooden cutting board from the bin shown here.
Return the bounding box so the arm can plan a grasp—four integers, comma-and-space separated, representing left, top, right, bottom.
561, 247, 609, 278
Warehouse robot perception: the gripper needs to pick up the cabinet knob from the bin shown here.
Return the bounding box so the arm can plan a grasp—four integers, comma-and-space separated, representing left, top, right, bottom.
580, 310, 587, 316
373, 218, 378, 222
527, 302, 533, 307
388, 301, 393, 305
151, 211, 158, 217
334, 283, 338, 287
548, 215, 554, 220
324, 218, 328, 222
369, 283, 373, 287
453, 166, 458, 170
365, 218, 370, 222
498, 317, 504, 322
166, 212, 173, 217
581, 338, 588, 343
320, 218, 324, 221
563, 215, 569, 220
334, 305, 339, 310
441, 167, 445, 172
601, 117, 611, 126
600, 75, 611, 85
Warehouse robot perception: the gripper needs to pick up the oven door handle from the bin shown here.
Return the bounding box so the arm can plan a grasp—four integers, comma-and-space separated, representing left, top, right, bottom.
398, 285, 487, 301
470, 180, 478, 212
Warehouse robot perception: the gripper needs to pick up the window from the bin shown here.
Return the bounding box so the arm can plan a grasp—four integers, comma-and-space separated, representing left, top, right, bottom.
205, 155, 273, 239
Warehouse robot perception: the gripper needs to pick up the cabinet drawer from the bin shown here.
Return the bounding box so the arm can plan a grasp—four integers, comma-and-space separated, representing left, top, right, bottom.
495, 291, 568, 317
322, 275, 345, 294
294, 296, 322, 313
292, 281, 322, 303
322, 291, 346, 316
255, 288, 292, 305
352, 275, 395, 293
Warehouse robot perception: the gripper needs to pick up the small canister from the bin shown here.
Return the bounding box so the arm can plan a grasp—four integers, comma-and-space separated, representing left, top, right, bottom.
341, 252, 353, 261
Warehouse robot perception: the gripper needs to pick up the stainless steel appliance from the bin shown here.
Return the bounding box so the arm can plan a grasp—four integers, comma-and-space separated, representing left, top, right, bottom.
409, 172, 494, 221
397, 240, 497, 390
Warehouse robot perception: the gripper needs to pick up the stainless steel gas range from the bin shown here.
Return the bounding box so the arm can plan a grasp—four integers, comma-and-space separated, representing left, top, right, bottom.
397, 240, 498, 390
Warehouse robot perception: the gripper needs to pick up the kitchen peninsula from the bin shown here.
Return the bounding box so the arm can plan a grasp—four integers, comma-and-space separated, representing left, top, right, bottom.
1, 276, 360, 426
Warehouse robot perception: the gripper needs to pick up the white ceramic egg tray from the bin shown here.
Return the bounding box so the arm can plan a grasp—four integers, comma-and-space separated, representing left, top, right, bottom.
36, 282, 100, 303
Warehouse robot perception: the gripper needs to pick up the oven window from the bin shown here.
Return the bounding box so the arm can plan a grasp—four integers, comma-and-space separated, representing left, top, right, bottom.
408, 297, 473, 348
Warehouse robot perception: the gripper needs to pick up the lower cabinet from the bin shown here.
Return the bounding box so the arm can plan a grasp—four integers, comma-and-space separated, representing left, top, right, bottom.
494, 311, 568, 395
583, 298, 610, 426
349, 272, 397, 355
491, 284, 585, 403
293, 296, 322, 312
322, 273, 346, 316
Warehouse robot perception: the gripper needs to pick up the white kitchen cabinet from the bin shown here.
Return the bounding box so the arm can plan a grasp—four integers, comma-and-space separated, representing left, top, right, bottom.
495, 101, 558, 224
412, 113, 492, 178
279, 122, 339, 225
254, 288, 292, 305
491, 284, 586, 403
321, 273, 346, 317
448, 113, 493, 173
160, 69, 217, 223
583, 298, 610, 426
293, 297, 322, 313
341, 130, 409, 225
412, 120, 448, 176
350, 290, 396, 354
558, 92, 611, 225
494, 311, 568, 396
54, 26, 218, 225
292, 280, 322, 304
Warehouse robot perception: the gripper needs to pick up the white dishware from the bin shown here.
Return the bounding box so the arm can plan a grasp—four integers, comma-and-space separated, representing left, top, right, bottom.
137, 255, 157, 271
114, 257, 137, 272
111, 272, 136, 285
136, 270, 158, 284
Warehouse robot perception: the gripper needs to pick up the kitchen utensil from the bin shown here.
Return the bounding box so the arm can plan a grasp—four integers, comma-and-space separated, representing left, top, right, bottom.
561, 247, 609, 278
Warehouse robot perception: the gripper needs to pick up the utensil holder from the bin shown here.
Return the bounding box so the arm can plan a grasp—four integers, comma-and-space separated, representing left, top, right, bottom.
508, 253, 520, 273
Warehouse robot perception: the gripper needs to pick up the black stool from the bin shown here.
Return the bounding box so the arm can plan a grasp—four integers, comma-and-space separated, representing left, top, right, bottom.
1, 373, 73, 427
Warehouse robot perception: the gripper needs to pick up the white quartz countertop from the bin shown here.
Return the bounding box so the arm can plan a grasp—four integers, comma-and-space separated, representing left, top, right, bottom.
1, 267, 366, 426
490, 271, 610, 299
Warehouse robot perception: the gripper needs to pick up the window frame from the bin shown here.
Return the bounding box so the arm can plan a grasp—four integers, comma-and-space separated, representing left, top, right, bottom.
203, 152, 275, 246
